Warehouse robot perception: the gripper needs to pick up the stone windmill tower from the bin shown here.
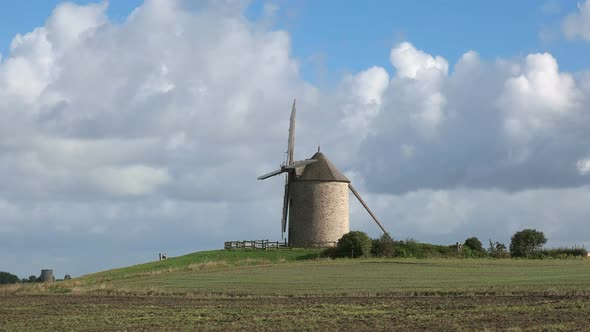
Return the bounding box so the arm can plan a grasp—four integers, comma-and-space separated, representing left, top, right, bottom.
258, 100, 392, 247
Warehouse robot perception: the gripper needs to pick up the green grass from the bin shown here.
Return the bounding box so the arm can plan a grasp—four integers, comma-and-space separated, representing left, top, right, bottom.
4, 250, 590, 297
80, 249, 317, 284
108, 257, 590, 296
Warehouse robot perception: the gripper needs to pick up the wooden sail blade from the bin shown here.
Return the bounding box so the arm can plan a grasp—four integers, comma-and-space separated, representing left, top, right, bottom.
257, 168, 285, 180
287, 99, 296, 165
283, 159, 316, 170
281, 177, 290, 235
349, 184, 394, 242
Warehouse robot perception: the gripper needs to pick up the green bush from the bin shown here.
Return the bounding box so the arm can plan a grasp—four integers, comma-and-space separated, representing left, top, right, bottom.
393, 240, 459, 258
464, 237, 484, 252
337, 231, 372, 258
487, 239, 509, 258
509, 229, 547, 257
526, 251, 547, 260
371, 234, 395, 257
462, 246, 477, 258
0, 271, 19, 284
322, 246, 339, 258
541, 247, 588, 258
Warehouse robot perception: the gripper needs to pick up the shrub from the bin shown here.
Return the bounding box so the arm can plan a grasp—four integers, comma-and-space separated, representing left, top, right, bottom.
0, 272, 19, 284
487, 239, 509, 258
322, 246, 339, 258
393, 240, 458, 258
541, 247, 588, 258
464, 237, 485, 253
462, 246, 482, 258
337, 231, 372, 258
509, 229, 547, 257
526, 251, 547, 260
371, 234, 395, 257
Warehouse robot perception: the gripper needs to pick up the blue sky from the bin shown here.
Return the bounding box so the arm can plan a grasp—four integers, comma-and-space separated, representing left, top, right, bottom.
1, 1, 590, 278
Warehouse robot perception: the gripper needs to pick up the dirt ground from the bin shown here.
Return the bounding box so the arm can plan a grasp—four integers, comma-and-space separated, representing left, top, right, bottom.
1, 294, 589, 331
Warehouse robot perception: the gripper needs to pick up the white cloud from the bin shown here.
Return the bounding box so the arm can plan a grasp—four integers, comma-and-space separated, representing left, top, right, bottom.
46, 1, 108, 51
359, 45, 590, 194
1, 28, 54, 102
390, 42, 448, 80
499, 53, 580, 143
350, 66, 389, 105
386, 42, 448, 137
577, 159, 590, 174
563, 0, 590, 41
91, 165, 171, 196
134, 64, 175, 101
340, 66, 389, 135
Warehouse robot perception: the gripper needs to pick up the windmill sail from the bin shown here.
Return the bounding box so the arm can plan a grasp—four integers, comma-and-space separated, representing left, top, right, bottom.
284, 159, 316, 170
348, 184, 394, 242
287, 99, 296, 165
281, 177, 290, 235
257, 159, 315, 180
282, 99, 296, 237
256, 99, 306, 239
257, 168, 284, 180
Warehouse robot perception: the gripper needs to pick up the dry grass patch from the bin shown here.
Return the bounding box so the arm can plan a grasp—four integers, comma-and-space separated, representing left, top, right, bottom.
188, 260, 228, 270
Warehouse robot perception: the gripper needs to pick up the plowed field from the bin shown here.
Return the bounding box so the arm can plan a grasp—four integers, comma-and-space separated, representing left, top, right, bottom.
2, 293, 589, 331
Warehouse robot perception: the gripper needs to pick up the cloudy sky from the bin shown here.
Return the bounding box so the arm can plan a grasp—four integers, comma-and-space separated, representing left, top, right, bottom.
1, 0, 590, 278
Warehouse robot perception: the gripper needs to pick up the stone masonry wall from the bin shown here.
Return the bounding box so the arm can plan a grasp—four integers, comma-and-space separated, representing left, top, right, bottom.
289, 181, 349, 247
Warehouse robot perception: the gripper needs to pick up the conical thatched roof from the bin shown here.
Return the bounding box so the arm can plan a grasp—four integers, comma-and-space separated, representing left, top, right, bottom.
296, 152, 350, 183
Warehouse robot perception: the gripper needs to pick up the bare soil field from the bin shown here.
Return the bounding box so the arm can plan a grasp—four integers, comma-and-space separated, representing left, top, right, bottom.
2, 293, 590, 331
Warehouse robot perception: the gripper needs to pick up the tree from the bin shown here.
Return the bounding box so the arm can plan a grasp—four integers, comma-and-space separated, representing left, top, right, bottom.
28, 275, 37, 283
371, 234, 395, 257
464, 237, 485, 253
64, 274, 72, 280
510, 229, 547, 257
337, 231, 372, 258
0, 272, 19, 284
488, 239, 508, 258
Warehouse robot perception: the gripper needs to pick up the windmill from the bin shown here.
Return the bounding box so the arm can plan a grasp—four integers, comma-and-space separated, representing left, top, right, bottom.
258, 100, 393, 246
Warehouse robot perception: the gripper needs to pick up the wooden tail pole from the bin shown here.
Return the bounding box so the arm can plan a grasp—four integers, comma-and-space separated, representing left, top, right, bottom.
348, 184, 394, 242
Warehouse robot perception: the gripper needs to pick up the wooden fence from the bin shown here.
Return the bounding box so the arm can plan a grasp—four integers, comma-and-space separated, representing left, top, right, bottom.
224, 240, 338, 250
224, 239, 291, 251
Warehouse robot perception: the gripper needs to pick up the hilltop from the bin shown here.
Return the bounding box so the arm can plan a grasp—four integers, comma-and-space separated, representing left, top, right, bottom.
3, 249, 589, 297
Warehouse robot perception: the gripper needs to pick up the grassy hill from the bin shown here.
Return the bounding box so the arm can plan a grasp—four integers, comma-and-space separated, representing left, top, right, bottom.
80, 249, 316, 284
106, 257, 590, 297
4, 249, 588, 297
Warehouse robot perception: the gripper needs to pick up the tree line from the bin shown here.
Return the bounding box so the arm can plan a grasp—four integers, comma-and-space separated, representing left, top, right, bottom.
329, 229, 587, 259
0, 272, 71, 285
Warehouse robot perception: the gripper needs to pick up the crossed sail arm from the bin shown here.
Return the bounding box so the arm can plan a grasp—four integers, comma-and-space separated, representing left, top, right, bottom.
257, 159, 317, 180
257, 168, 284, 180
348, 184, 394, 242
